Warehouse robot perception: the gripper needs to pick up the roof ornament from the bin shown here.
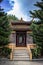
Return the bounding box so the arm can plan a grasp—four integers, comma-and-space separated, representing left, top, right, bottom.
20, 17, 23, 22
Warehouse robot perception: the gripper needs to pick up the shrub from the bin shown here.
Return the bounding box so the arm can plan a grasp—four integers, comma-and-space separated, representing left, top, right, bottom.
0, 47, 11, 58
31, 46, 41, 59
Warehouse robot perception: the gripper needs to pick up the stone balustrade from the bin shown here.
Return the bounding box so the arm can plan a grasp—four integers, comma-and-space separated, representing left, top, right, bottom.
8, 43, 15, 60
27, 44, 36, 60
0, 43, 36, 60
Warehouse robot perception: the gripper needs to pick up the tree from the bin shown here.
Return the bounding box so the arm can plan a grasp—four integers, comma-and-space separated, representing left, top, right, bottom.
0, 0, 11, 58
30, 0, 43, 56
0, 7, 11, 46
7, 15, 18, 21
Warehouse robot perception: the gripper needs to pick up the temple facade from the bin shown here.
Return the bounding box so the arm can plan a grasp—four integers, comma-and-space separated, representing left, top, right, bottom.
9, 18, 33, 47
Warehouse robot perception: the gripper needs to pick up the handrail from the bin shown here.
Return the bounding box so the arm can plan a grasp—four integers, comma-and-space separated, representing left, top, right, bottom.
27, 46, 32, 60
27, 44, 36, 60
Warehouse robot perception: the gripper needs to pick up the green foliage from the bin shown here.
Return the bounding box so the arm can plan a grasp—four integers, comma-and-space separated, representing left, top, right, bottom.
30, 0, 43, 20
7, 15, 18, 21
30, 0, 43, 57
34, 0, 43, 10
30, 10, 43, 20
0, 5, 11, 58
0, 7, 11, 46
31, 46, 41, 58
0, 47, 11, 58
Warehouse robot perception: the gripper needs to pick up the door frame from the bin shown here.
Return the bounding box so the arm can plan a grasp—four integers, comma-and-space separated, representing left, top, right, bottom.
16, 31, 26, 47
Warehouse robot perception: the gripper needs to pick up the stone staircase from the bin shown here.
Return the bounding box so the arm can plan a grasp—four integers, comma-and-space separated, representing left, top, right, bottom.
13, 49, 29, 61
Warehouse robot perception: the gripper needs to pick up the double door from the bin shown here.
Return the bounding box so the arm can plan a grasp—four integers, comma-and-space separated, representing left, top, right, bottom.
16, 31, 26, 47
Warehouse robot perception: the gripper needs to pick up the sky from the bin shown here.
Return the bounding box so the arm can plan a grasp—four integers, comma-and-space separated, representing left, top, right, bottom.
0, 0, 41, 21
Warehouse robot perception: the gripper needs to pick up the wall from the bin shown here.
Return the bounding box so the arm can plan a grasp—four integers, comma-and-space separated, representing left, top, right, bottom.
9, 31, 33, 44
26, 33, 33, 44
9, 33, 16, 43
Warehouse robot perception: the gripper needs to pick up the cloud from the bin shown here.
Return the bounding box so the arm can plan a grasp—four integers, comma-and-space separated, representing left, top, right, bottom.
9, 0, 15, 6
7, 0, 31, 21
0, 0, 14, 12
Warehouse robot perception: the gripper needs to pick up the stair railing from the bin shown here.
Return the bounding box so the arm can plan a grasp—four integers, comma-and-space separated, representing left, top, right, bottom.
27, 45, 32, 60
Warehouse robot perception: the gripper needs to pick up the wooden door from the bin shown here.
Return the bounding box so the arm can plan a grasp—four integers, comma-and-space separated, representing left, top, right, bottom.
16, 31, 26, 47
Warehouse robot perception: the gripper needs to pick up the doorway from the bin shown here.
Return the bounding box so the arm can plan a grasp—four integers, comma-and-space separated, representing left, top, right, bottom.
16, 31, 26, 47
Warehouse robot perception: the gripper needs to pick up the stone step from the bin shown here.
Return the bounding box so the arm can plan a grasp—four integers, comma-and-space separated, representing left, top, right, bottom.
13, 49, 29, 60
13, 57, 29, 61
13, 50, 28, 54
13, 53, 29, 56
13, 56, 29, 58
14, 51, 28, 53
14, 49, 27, 52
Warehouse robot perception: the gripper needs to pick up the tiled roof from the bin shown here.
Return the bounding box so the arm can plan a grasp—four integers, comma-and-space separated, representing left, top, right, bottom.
11, 20, 32, 25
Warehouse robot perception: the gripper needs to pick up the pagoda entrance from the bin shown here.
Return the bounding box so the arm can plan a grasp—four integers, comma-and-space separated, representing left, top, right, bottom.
16, 31, 26, 47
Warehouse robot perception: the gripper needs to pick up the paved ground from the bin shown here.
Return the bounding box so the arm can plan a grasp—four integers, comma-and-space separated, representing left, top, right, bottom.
0, 60, 43, 65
